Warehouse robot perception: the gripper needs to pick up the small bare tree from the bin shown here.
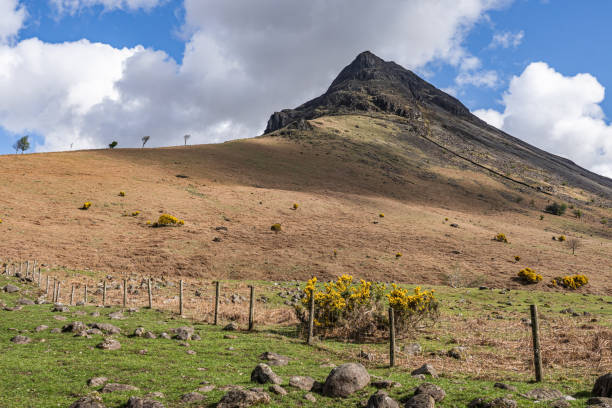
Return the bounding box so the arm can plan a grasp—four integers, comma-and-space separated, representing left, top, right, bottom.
184, 134, 191, 146
566, 238, 582, 255
141, 135, 150, 148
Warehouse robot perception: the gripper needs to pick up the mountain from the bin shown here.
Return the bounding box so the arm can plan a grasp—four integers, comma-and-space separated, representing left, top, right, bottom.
265, 51, 612, 199
0, 51, 610, 293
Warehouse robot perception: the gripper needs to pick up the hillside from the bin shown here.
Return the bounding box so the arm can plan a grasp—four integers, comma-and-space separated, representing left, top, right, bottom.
0, 52, 611, 293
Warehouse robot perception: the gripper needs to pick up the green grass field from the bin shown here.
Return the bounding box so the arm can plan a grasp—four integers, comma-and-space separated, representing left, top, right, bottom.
0, 274, 610, 407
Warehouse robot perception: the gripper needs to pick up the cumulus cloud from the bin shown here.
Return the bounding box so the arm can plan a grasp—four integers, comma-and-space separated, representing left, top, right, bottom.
1, 0, 512, 151
488, 30, 524, 49
0, 0, 26, 44
474, 62, 612, 177
50, 0, 166, 14
455, 70, 499, 88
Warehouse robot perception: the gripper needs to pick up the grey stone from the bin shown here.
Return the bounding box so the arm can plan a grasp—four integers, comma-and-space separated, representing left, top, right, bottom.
414, 382, 445, 402
323, 363, 370, 397
493, 383, 517, 392
304, 393, 316, 403
593, 373, 612, 397
68, 395, 106, 408
97, 338, 121, 350
108, 311, 123, 319
87, 376, 108, 387
10, 335, 31, 344
100, 383, 138, 393
405, 393, 435, 408
223, 322, 239, 331
35, 325, 49, 332
126, 396, 165, 408
17, 298, 35, 305
3, 284, 19, 293
91, 323, 121, 334
133, 327, 145, 337
50, 328, 61, 333
181, 392, 204, 402
251, 363, 282, 385
62, 321, 87, 334
447, 346, 468, 360
269, 384, 287, 395
259, 351, 289, 366
52, 305, 69, 312
367, 390, 399, 408
522, 388, 563, 401
372, 380, 401, 389
198, 385, 216, 393
289, 376, 315, 391
172, 326, 194, 340
144, 331, 157, 339
404, 343, 422, 356
217, 389, 271, 408
411, 364, 438, 378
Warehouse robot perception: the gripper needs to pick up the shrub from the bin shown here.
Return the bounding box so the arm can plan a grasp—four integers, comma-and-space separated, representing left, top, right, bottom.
119, 191, 126, 197
539, 215, 544, 220
493, 233, 509, 243
444, 217, 449, 222
518, 267, 542, 284
379, 213, 385, 218
545, 202, 567, 216
293, 203, 299, 210
395, 252, 402, 258
152, 214, 183, 227
80, 202, 91, 210
551, 274, 588, 290
296, 276, 437, 342
558, 235, 566, 242
0, 218, 3, 224
271, 223, 282, 232
146, 220, 151, 225
573, 209, 582, 219
108, 141, 118, 149
514, 255, 521, 262
602, 218, 608, 225
131, 211, 140, 217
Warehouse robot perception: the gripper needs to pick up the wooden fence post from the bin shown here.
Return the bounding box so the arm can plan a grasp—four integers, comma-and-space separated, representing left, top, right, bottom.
530, 304, 543, 382
26, 260, 30, 277
179, 280, 184, 316
52, 279, 57, 303
214, 281, 220, 325
56, 281, 61, 303
70, 284, 75, 305
307, 291, 315, 345
123, 279, 127, 308
38, 268, 42, 287
46, 276, 50, 297
103, 281, 107, 306
248, 285, 255, 331
147, 278, 153, 309
84, 284, 88, 304
389, 307, 396, 367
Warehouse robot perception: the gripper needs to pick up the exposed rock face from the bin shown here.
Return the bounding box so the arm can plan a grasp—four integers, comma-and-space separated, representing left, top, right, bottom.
216, 389, 271, 408
322, 363, 370, 397
593, 373, 612, 397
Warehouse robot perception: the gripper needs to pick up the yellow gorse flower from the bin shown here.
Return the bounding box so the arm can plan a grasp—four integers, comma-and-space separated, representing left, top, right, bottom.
518, 267, 542, 283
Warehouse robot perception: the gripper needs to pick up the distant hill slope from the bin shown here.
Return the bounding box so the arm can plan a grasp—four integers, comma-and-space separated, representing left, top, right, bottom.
0, 52, 610, 293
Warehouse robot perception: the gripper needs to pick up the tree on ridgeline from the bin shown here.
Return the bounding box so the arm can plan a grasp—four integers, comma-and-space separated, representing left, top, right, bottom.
184, 134, 190, 146
141, 135, 150, 148
12, 135, 30, 154
108, 141, 118, 149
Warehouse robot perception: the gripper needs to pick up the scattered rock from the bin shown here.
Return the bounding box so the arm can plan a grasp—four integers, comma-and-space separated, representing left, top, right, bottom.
17, 298, 35, 305
405, 393, 435, 408
411, 364, 438, 378
160, 332, 171, 339
366, 390, 400, 408
259, 352, 289, 366
269, 384, 287, 395
144, 392, 165, 399
87, 377, 108, 387
217, 389, 271, 408
414, 383, 446, 402
69, 395, 106, 408
450, 223, 459, 228
133, 327, 146, 337
588, 397, 612, 406
223, 322, 239, 331
521, 388, 563, 401
144, 331, 157, 339
126, 396, 165, 408
4, 306, 22, 311
289, 376, 315, 391
493, 383, 517, 392
35, 325, 49, 332
250, 363, 282, 385
372, 380, 401, 389
63, 321, 87, 334
50, 328, 61, 333
91, 323, 121, 335
593, 373, 612, 397
447, 346, 468, 360
198, 385, 216, 393
224, 334, 237, 339
101, 383, 139, 393
469, 397, 517, 408
181, 392, 204, 403
172, 326, 195, 340
3, 284, 19, 293
10, 335, 31, 344
404, 343, 422, 356
96, 338, 121, 350
186, 350, 196, 355
108, 311, 123, 320
52, 305, 69, 312
53, 315, 67, 321
304, 393, 316, 403
550, 400, 571, 408
323, 363, 370, 397
359, 350, 374, 361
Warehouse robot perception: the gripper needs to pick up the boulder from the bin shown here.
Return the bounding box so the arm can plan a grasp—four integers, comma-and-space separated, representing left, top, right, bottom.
411, 364, 438, 378
304, 393, 316, 402
62, 321, 87, 334
521, 388, 563, 401
87, 377, 108, 387
289, 376, 315, 391
3, 284, 19, 293
366, 390, 400, 408
108, 311, 123, 320
144, 331, 157, 339
35, 325, 49, 332
133, 327, 146, 337
172, 326, 195, 340
91, 323, 121, 335
587, 397, 612, 406
259, 352, 289, 366
405, 393, 435, 408
223, 322, 239, 331
468, 397, 517, 408
269, 384, 287, 395
250, 364, 282, 385
101, 383, 139, 393
447, 346, 468, 360
17, 298, 35, 305
125, 396, 165, 408
181, 392, 204, 402
414, 383, 446, 402
97, 339, 121, 350
217, 389, 271, 408
593, 373, 612, 397
323, 363, 370, 397
10, 335, 31, 344
372, 380, 401, 389
52, 305, 69, 312
69, 395, 106, 408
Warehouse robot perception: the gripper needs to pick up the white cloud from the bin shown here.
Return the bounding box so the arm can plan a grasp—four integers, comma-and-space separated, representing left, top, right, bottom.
0, 0, 514, 152
50, 0, 166, 14
0, 0, 26, 44
474, 62, 612, 177
489, 30, 524, 49
455, 70, 499, 88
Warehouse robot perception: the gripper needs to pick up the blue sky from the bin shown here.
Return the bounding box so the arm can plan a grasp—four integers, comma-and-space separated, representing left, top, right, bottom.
0, 0, 611, 176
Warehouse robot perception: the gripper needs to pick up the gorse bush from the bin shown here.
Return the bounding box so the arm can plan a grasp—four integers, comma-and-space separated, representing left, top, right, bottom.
395, 252, 402, 258
551, 274, 588, 290
379, 213, 385, 218
152, 214, 184, 227
493, 233, 509, 243
119, 191, 125, 197
545, 202, 567, 216
271, 223, 282, 232
131, 211, 140, 217
558, 235, 566, 242
517, 267, 542, 284
514, 255, 521, 262
80, 202, 91, 210
295, 275, 438, 342
293, 203, 299, 210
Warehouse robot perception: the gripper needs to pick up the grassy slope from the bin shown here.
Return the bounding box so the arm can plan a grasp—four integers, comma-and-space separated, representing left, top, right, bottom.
1, 275, 611, 407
